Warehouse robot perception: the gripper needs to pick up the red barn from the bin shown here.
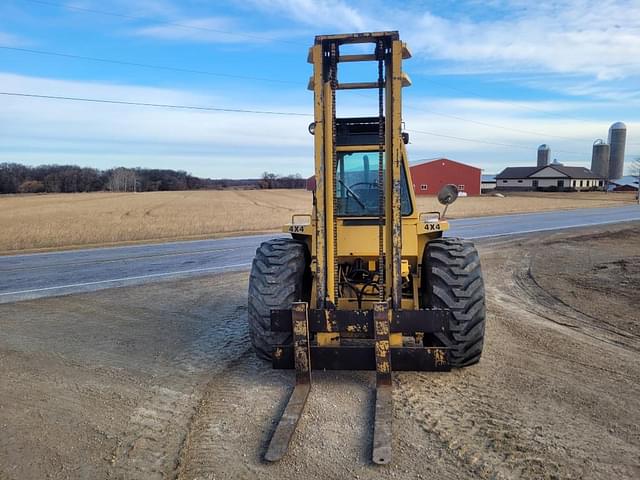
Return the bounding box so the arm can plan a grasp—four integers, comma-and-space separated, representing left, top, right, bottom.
409, 158, 481, 196
306, 175, 316, 191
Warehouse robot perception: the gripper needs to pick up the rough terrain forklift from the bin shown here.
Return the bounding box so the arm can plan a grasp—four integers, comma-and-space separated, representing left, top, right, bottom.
248, 31, 486, 465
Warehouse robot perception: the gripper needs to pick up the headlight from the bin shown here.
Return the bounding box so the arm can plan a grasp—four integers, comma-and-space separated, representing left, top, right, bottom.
420, 212, 440, 223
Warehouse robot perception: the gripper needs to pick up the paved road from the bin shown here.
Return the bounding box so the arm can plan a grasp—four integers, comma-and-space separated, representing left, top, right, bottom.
1, 205, 638, 304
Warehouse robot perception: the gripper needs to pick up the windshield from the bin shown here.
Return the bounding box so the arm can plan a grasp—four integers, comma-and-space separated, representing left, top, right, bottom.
335, 151, 412, 216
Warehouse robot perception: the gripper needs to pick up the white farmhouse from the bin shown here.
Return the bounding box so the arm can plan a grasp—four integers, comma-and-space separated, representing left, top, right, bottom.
496, 164, 604, 191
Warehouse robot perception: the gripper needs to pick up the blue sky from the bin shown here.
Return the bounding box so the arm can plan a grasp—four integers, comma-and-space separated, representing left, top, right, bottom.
0, 0, 639, 178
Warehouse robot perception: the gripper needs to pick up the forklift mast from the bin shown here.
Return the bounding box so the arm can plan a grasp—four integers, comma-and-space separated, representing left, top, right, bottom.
308, 31, 412, 311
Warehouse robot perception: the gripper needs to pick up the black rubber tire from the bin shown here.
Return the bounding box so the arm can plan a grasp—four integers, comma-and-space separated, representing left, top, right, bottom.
421, 237, 486, 367
247, 238, 310, 360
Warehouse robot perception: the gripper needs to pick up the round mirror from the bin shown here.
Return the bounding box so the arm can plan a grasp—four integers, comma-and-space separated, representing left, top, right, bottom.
437, 184, 459, 205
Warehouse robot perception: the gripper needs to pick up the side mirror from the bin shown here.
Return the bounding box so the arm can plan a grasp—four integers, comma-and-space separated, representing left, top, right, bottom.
437, 184, 459, 218
437, 184, 459, 205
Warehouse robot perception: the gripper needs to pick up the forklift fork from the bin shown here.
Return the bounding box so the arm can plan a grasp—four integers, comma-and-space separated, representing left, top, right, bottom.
264, 302, 311, 462
265, 301, 450, 464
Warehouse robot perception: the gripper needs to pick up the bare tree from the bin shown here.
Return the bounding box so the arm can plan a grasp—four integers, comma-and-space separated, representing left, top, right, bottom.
261, 171, 278, 189
107, 168, 137, 192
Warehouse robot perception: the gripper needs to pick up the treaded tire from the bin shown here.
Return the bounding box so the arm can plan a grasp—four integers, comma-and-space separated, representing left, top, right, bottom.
422, 237, 486, 368
248, 238, 310, 360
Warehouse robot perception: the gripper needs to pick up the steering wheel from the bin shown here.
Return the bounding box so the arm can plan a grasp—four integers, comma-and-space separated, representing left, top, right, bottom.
348, 182, 379, 191
337, 179, 367, 209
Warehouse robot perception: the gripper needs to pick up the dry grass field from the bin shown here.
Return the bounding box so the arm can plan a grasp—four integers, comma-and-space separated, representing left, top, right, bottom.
0, 189, 635, 253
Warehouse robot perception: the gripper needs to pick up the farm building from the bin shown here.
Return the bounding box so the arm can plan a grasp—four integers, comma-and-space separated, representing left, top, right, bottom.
409, 158, 481, 196
306, 175, 316, 191
496, 164, 604, 191
608, 176, 639, 192
481, 174, 497, 193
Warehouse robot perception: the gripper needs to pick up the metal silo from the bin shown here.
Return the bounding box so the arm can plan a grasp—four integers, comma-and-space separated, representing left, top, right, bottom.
607, 122, 626, 180
537, 144, 550, 167
591, 139, 610, 179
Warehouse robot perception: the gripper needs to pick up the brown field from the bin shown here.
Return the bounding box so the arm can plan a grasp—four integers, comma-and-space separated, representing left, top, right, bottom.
0, 189, 635, 253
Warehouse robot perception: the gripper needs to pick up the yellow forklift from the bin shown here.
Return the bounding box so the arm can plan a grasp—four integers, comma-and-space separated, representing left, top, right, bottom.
248, 31, 486, 465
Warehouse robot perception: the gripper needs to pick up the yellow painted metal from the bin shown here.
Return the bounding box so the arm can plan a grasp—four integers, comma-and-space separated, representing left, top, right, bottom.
390, 333, 402, 347
401, 260, 410, 278
283, 224, 312, 235
401, 42, 412, 59
388, 39, 404, 309
400, 298, 415, 310
323, 78, 336, 304
336, 221, 418, 257
311, 44, 326, 310
317, 332, 340, 346
401, 143, 419, 220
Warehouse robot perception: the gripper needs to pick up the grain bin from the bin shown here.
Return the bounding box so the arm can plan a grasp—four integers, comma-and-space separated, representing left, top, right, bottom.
591, 139, 610, 179
608, 122, 626, 180
537, 144, 550, 167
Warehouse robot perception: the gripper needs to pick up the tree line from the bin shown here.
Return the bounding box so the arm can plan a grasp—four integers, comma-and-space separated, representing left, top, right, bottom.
0, 163, 307, 194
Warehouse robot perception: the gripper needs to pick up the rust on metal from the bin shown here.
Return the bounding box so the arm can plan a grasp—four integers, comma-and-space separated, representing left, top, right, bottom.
292, 302, 311, 384
372, 384, 393, 465
374, 302, 391, 385
265, 302, 311, 462
427, 348, 447, 367
389, 39, 403, 311
264, 383, 311, 462
324, 309, 333, 333
311, 43, 327, 309
373, 301, 393, 464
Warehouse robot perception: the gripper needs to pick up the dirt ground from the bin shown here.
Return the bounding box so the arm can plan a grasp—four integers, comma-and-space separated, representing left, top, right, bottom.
0, 190, 635, 253
0, 223, 638, 479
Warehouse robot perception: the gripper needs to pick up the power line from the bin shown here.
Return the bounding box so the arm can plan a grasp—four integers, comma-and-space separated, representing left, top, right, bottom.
2, 92, 591, 155
16, 0, 613, 137
353, 91, 592, 146
0, 46, 300, 85
419, 77, 593, 123
0, 92, 313, 116
403, 102, 590, 143
21, 0, 299, 45
1, 42, 613, 146
407, 128, 585, 156
20, 0, 623, 131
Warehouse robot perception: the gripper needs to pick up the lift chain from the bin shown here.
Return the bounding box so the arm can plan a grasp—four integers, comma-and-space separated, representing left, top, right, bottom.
377, 40, 385, 302
330, 42, 339, 303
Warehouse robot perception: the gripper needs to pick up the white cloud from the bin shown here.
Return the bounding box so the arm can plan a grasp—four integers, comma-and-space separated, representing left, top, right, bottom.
131, 16, 294, 44
246, 0, 372, 32
3, 72, 638, 177
405, 3, 640, 81
72, 0, 180, 18
245, 0, 640, 99
133, 15, 239, 42
0, 31, 24, 46
0, 72, 312, 177
406, 1, 640, 84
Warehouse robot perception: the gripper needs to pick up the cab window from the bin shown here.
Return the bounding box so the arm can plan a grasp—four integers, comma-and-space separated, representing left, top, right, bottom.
335, 151, 412, 216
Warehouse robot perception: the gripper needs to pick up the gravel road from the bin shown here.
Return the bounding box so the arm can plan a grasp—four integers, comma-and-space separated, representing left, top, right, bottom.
0, 223, 638, 479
